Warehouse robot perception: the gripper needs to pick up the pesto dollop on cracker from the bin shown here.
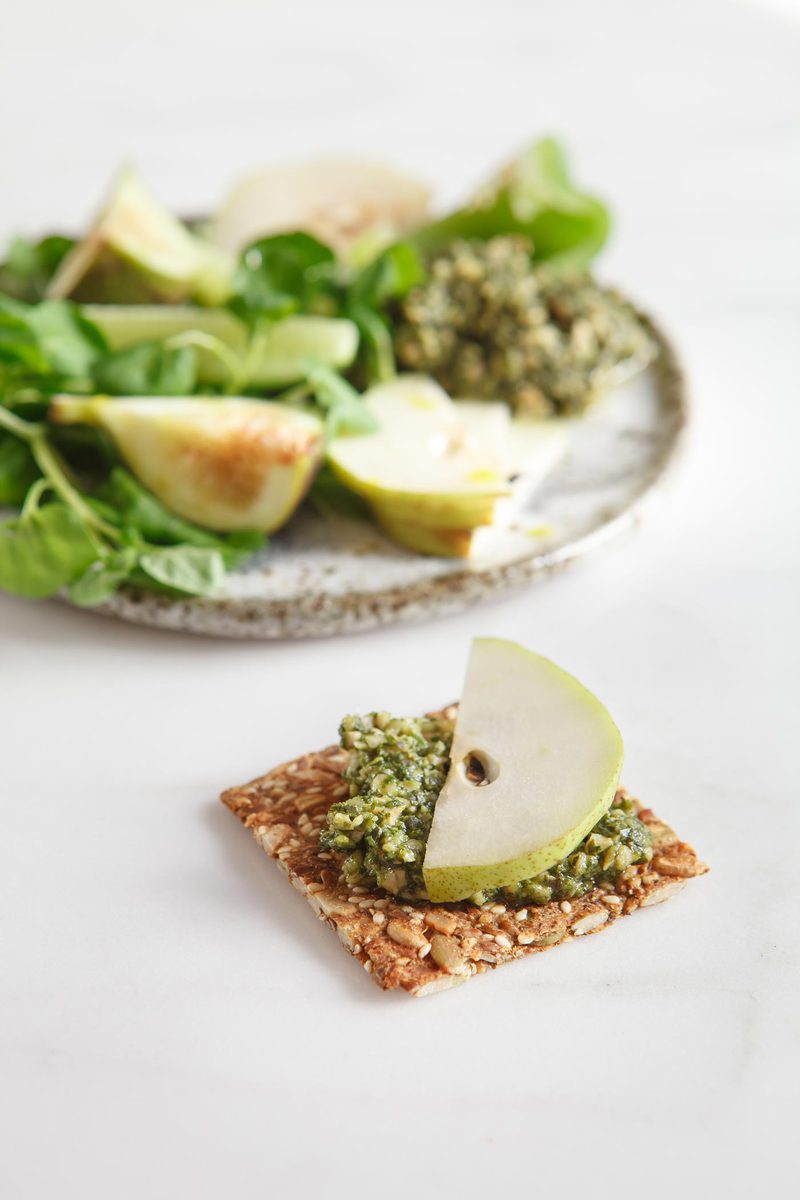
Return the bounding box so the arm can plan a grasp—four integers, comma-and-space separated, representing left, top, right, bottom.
320, 710, 653, 906
321, 713, 453, 897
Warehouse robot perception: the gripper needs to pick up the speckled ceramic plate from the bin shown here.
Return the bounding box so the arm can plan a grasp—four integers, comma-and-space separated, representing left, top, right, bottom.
84, 310, 686, 639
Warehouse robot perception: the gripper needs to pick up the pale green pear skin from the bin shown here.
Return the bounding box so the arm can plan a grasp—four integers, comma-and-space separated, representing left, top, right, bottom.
422, 639, 624, 903
326, 451, 507, 529
50, 395, 323, 533
329, 462, 504, 528
326, 378, 571, 537
370, 500, 480, 557
47, 169, 234, 306
82, 307, 359, 387
326, 376, 513, 529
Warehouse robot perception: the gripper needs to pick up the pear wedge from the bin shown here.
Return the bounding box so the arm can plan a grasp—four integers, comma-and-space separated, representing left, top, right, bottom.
83, 306, 358, 387
371, 503, 478, 558
327, 377, 513, 528
47, 169, 234, 306
50, 395, 323, 533
369, 409, 568, 536
209, 159, 430, 256
423, 639, 624, 902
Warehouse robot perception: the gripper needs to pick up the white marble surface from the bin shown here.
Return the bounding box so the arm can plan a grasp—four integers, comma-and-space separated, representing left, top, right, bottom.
1, 1, 798, 1196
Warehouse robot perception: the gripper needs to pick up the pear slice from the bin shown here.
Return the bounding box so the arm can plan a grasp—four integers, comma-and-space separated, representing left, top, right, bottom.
82, 306, 358, 387
47, 169, 234, 306
327, 377, 513, 529
50, 395, 323, 533
370, 409, 568, 536
423, 639, 624, 902
357, 397, 568, 557
209, 159, 430, 256
370, 503, 478, 558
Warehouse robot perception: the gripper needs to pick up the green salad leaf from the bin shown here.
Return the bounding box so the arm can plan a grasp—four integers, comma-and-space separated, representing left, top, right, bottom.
0, 298, 50, 373
99, 467, 221, 546
69, 548, 139, 607
92, 340, 198, 396
307, 463, 370, 521
348, 241, 424, 309
22, 299, 106, 378
0, 434, 38, 505
137, 545, 225, 595
0, 500, 98, 599
99, 468, 266, 568
301, 361, 379, 438
413, 137, 609, 269
230, 233, 336, 323
0, 295, 106, 387
0, 235, 74, 302
345, 241, 424, 382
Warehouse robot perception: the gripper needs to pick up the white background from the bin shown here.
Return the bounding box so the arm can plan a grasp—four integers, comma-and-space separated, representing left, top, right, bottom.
1, 1, 797, 1196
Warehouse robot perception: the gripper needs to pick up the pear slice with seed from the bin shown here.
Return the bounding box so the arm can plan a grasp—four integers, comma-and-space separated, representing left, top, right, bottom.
423, 638, 624, 902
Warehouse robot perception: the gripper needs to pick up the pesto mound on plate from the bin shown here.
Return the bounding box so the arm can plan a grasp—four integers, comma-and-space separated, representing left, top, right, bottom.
391, 237, 655, 416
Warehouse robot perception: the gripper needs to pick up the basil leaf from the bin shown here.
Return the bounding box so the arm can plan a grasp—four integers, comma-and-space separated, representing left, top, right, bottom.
0, 435, 38, 506
413, 137, 610, 269
68, 548, 138, 606
93, 341, 197, 396
302, 361, 379, 438
0, 502, 97, 599
231, 232, 336, 324
138, 546, 225, 596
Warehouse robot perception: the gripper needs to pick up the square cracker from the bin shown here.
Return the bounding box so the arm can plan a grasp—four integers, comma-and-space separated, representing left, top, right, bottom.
221, 727, 708, 997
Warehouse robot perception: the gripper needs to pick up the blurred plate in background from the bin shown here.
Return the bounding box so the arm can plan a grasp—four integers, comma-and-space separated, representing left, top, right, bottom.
82, 307, 686, 639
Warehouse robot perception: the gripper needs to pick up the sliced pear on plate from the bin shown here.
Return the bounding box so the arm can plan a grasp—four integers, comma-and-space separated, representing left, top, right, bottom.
47, 168, 234, 306
82, 305, 358, 387
423, 638, 624, 901
50, 395, 323, 533
370, 503, 478, 557
337, 384, 569, 557
327, 377, 514, 529
209, 159, 430, 256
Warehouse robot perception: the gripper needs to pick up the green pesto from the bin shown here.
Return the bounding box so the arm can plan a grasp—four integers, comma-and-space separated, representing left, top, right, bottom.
391, 236, 655, 416
320, 713, 452, 897
320, 711, 652, 905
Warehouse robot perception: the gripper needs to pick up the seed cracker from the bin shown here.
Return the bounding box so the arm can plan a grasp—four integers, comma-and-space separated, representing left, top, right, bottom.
221, 721, 708, 998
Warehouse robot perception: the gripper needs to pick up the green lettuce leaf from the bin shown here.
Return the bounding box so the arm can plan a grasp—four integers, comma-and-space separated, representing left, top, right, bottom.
413, 137, 610, 269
